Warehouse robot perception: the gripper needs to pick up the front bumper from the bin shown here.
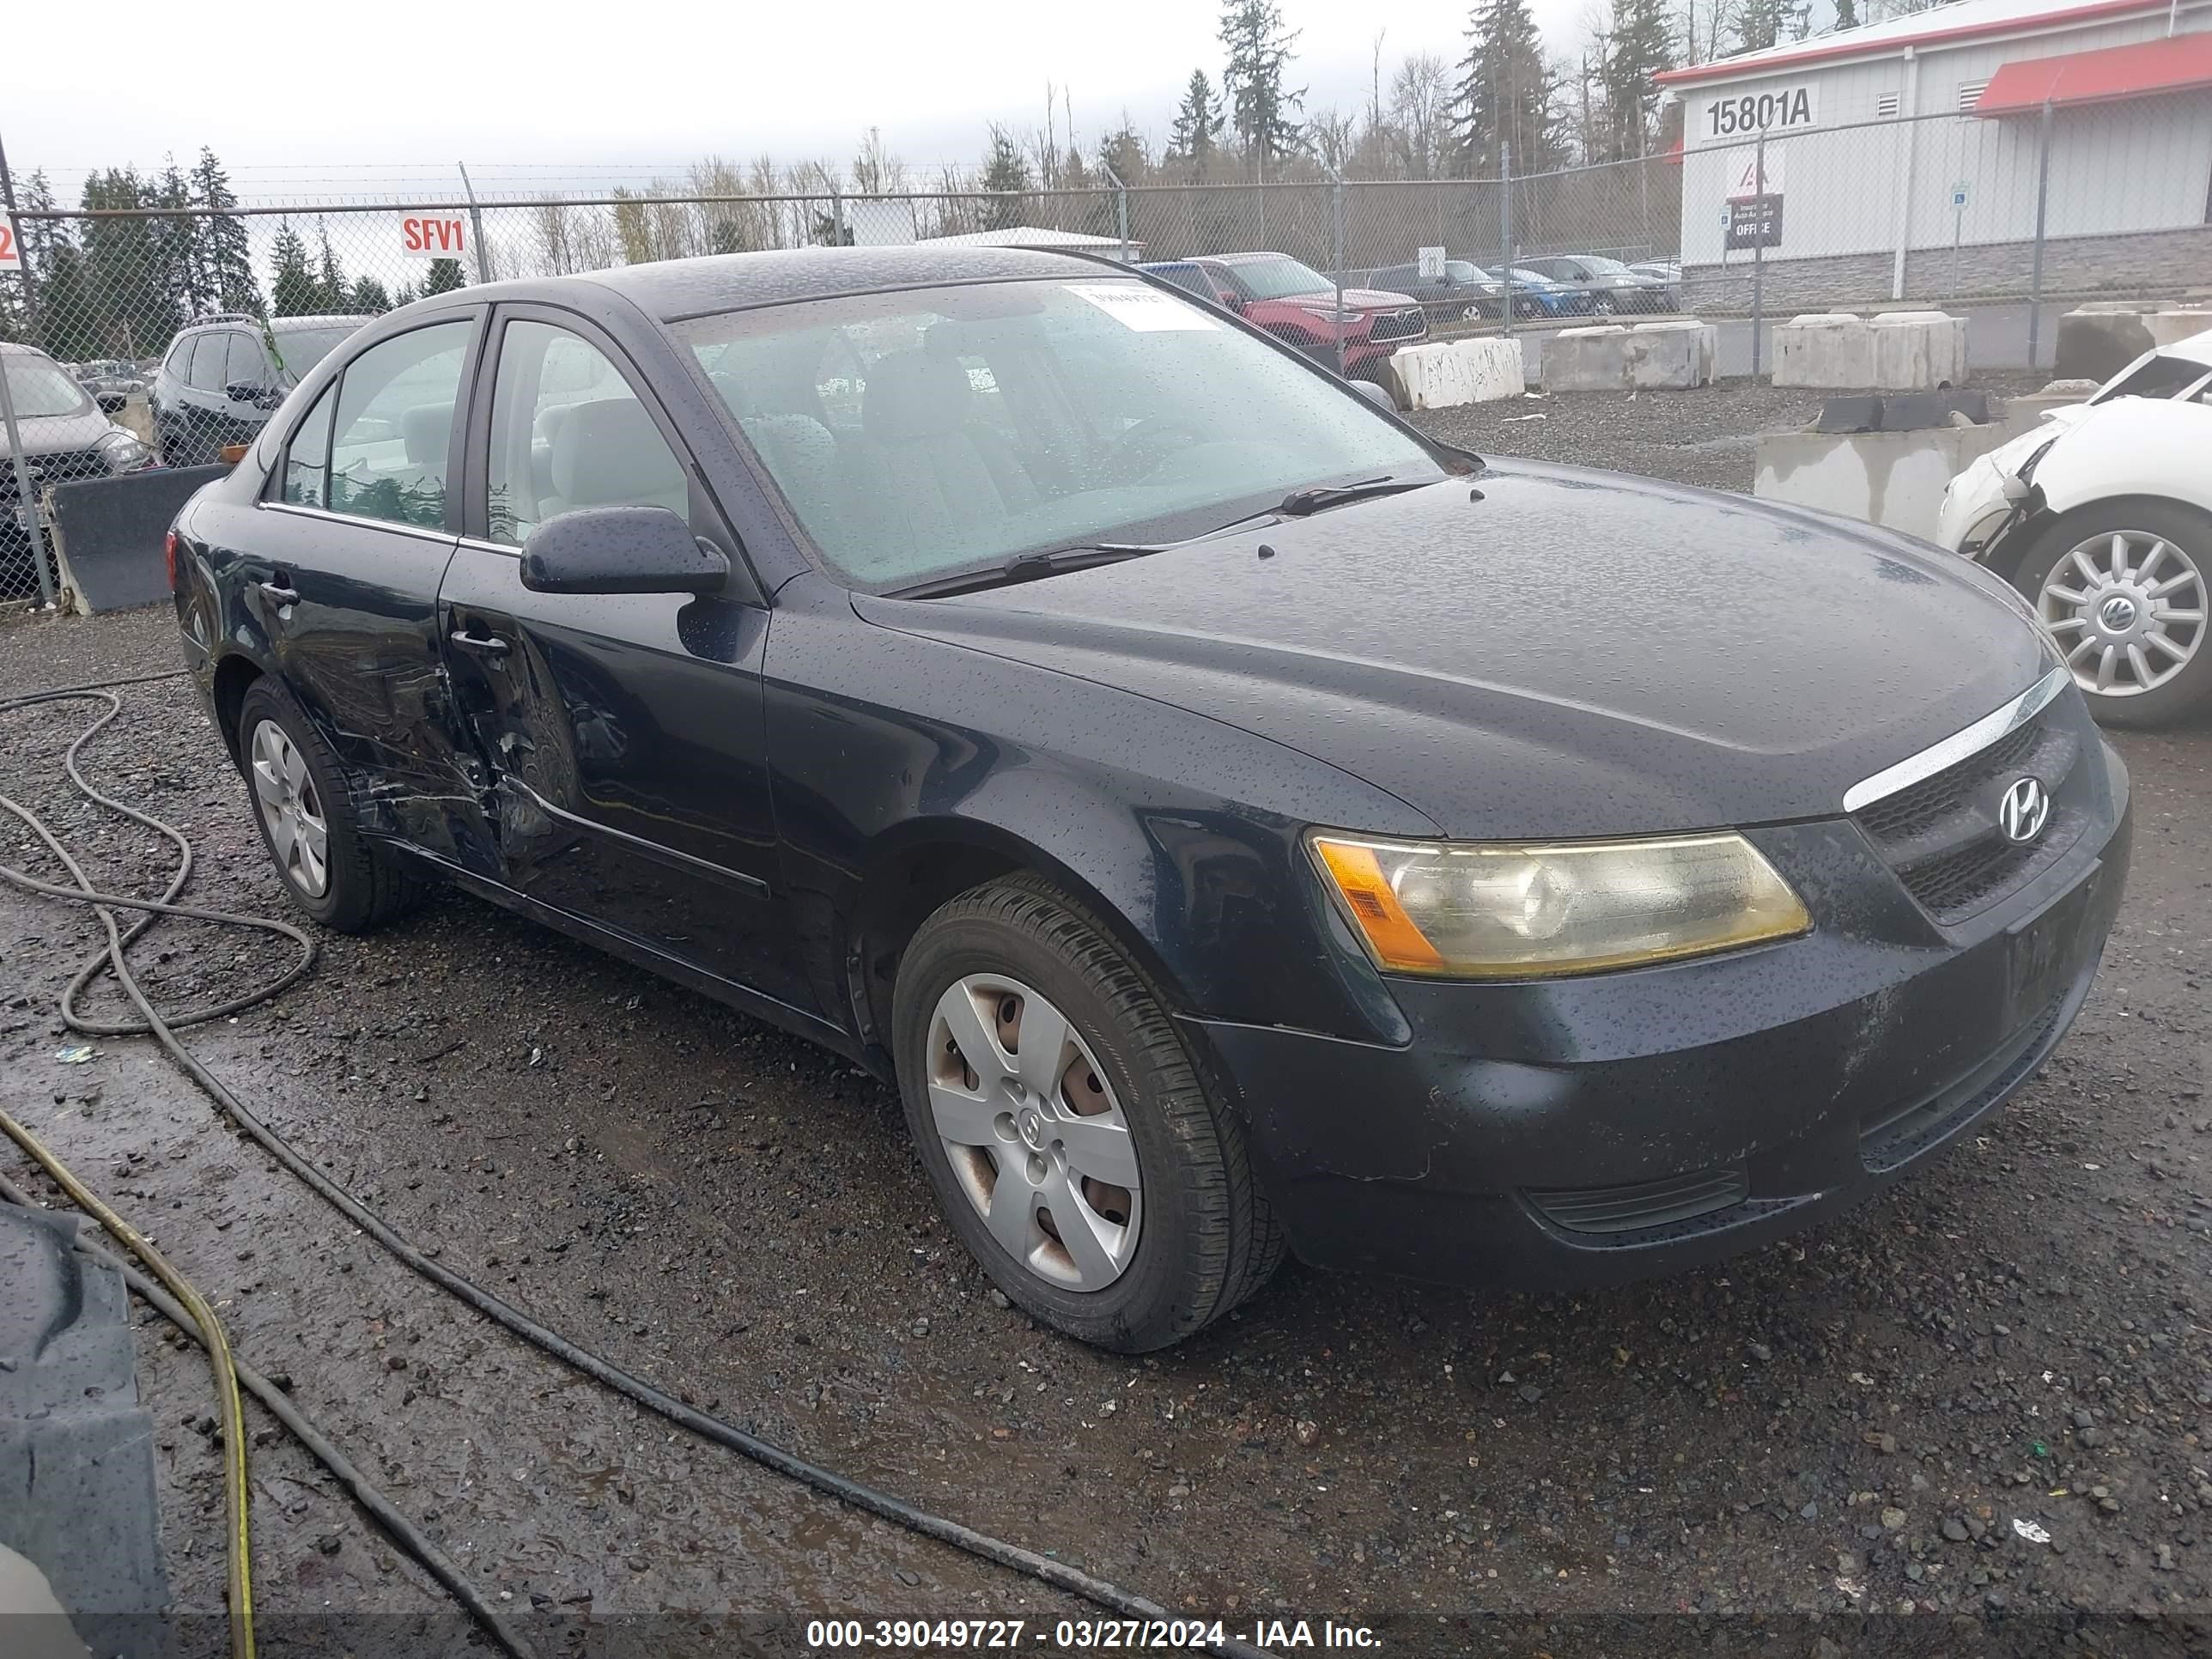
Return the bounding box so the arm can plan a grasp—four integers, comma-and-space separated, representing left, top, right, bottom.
1197, 748, 2130, 1291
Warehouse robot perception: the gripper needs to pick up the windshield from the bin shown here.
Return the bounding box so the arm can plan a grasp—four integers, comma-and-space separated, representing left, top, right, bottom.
269, 325, 359, 383
2, 353, 94, 417
677, 277, 1442, 591
1225, 257, 1330, 301
1578, 257, 1631, 274
1510, 269, 1552, 287
1443, 261, 1481, 283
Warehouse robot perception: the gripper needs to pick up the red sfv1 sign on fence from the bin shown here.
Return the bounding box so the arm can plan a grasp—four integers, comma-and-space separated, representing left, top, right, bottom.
0, 222, 21, 271
400, 215, 467, 260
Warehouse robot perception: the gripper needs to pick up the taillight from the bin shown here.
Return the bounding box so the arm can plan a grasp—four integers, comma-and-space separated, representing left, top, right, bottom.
164, 530, 179, 591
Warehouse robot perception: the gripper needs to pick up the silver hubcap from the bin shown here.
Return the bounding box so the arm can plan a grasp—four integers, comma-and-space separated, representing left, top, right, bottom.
926, 975, 1141, 1291
249, 719, 330, 897
2039, 530, 2206, 698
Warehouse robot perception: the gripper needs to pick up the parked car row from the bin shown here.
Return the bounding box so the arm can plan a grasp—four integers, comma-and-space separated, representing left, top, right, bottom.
1136, 253, 1427, 383
1337, 253, 1680, 323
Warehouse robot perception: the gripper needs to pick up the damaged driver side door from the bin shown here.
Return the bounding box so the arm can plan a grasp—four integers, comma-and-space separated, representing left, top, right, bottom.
434, 307, 807, 1012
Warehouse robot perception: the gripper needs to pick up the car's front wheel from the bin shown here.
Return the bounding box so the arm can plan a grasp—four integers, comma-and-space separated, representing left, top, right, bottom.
892, 876, 1281, 1352
2012, 498, 2212, 726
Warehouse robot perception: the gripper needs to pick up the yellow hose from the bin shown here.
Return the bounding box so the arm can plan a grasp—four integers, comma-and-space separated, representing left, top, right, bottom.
0, 1107, 254, 1659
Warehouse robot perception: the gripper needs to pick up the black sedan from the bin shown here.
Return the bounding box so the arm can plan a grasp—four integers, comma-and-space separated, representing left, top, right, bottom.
171, 246, 2129, 1352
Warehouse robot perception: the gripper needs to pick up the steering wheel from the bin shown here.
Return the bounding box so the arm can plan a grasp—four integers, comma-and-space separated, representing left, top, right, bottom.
1102, 416, 1208, 483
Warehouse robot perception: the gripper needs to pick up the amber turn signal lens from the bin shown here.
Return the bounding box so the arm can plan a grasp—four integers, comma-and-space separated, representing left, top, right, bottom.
217, 443, 249, 465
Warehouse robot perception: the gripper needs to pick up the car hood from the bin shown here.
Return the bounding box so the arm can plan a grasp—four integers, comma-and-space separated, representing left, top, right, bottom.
1285, 287, 1417, 312
0, 405, 122, 460
856, 463, 2052, 838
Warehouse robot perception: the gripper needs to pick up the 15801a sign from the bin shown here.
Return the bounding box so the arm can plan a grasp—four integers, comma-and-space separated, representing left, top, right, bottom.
1705, 84, 1817, 139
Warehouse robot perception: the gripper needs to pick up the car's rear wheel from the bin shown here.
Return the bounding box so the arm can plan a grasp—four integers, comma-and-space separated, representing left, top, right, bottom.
2012, 499, 2212, 726
236, 678, 428, 931
892, 876, 1282, 1352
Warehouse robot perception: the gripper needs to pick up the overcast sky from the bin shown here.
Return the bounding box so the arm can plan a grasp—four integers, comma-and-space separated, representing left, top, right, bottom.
13, 0, 1626, 198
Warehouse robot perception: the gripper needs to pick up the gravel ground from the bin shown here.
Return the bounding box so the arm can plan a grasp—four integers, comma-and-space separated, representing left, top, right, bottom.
2, 386, 2208, 1656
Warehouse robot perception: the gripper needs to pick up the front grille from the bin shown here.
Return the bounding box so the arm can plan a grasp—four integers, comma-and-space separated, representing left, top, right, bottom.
1852, 706, 2081, 924
0, 448, 109, 503
1525, 1164, 1749, 1236
1369, 308, 1428, 343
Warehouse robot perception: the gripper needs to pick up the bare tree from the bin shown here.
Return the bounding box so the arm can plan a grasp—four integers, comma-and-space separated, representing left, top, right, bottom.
852, 127, 907, 196
1389, 52, 1454, 180
1309, 106, 1358, 173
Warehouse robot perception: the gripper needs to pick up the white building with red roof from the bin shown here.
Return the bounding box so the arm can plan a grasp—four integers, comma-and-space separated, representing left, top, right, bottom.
1658, 0, 2212, 306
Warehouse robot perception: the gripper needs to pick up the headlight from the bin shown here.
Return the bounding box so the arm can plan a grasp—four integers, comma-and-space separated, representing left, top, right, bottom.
1310, 830, 1810, 979
97, 429, 153, 473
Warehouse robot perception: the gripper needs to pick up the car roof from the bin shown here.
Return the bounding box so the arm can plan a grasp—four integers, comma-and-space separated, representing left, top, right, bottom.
270, 313, 374, 330
432, 245, 1123, 325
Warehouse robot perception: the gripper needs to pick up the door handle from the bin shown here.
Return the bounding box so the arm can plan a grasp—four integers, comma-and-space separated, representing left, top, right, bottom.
257, 580, 299, 605
450, 628, 511, 657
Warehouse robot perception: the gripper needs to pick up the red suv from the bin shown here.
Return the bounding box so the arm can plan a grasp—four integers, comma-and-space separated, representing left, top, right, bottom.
1139, 252, 1426, 380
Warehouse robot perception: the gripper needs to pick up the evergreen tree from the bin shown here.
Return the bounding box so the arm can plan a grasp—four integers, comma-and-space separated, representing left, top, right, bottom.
79, 167, 176, 357
1835, 0, 1859, 27
349, 275, 392, 313
152, 155, 212, 324
1597, 0, 1675, 161
980, 124, 1032, 230
422, 258, 466, 295
191, 149, 260, 314
1219, 1, 1305, 175
1731, 0, 1785, 52
1167, 70, 1225, 171
1454, 0, 1564, 174
314, 220, 347, 313
270, 222, 319, 316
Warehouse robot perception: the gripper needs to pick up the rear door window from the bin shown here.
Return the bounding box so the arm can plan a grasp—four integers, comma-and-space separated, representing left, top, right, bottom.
280, 381, 337, 509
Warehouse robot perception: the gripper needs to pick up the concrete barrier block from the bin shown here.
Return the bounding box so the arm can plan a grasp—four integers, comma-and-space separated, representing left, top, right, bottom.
1773, 311, 1965, 388
1754, 422, 2017, 540
47, 465, 227, 616
2055, 306, 2159, 382
1387, 343, 1471, 410
1448, 336, 1524, 402
1539, 321, 1717, 391
2147, 308, 2212, 349
1869, 310, 1967, 389
1772, 313, 1875, 387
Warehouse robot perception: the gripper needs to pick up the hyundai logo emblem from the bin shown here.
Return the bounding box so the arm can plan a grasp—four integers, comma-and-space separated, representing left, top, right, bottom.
1998, 776, 2050, 843
2098, 594, 2139, 632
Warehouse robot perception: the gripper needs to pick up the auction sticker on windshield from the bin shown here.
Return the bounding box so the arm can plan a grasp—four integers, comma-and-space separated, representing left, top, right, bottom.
1067, 284, 1218, 331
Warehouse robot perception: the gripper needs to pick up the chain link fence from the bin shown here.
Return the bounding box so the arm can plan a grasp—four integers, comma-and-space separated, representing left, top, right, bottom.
5, 94, 2203, 604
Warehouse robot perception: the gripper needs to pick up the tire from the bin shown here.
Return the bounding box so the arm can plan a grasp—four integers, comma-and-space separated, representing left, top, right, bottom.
235, 678, 428, 932
892, 876, 1283, 1352
2008, 497, 2212, 728
1592, 294, 1618, 315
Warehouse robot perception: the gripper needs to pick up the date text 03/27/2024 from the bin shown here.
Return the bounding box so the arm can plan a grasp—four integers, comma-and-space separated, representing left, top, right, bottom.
803, 1619, 1383, 1650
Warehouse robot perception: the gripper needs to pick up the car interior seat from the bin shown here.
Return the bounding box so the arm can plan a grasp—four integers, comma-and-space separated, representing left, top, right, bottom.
543, 398, 690, 522
838, 348, 1039, 575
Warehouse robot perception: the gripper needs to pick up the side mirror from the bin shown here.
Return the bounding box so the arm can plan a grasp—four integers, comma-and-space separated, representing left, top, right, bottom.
520, 505, 730, 597
1350, 378, 1400, 414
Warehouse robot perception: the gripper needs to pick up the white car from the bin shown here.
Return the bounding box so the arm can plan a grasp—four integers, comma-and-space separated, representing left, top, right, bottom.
1939, 330, 2212, 725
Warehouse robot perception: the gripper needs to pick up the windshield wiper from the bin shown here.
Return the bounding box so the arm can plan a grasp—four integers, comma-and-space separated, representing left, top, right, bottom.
1273, 476, 1435, 516
885, 543, 1165, 601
